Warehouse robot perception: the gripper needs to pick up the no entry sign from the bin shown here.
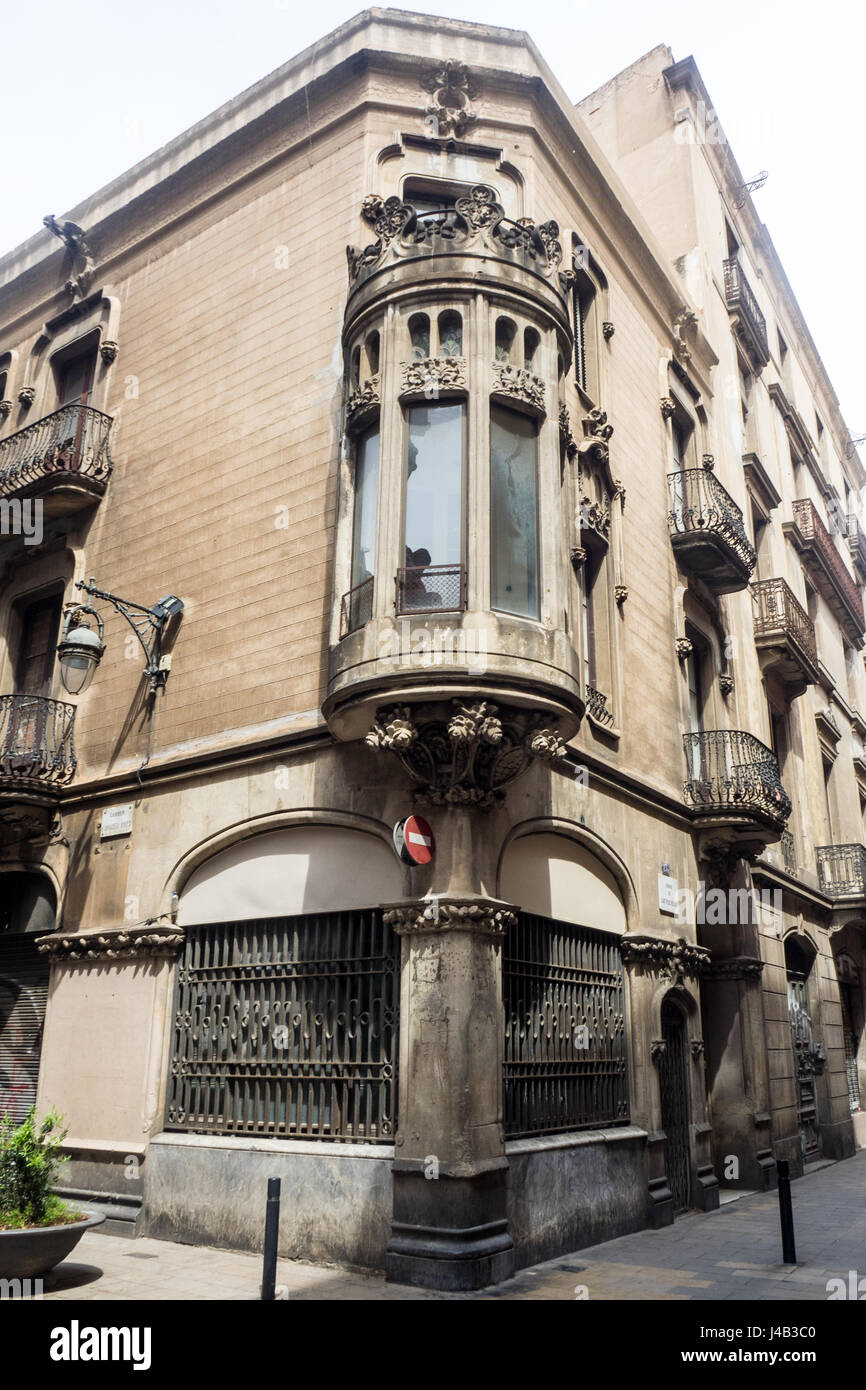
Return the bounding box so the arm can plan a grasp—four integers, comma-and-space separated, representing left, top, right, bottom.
393, 815, 435, 866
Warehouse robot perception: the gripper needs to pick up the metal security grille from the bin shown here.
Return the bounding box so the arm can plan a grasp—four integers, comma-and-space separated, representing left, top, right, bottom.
166, 911, 399, 1143
658, 1000, 691, 1213
0, 934, 49, 1126
840, 982, 862, 1114
787, 974, 820, 1157
503, 913, 628, 1139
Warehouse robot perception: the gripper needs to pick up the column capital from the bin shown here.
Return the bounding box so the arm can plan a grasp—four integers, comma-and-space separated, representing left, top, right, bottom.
383, 896, 517, 937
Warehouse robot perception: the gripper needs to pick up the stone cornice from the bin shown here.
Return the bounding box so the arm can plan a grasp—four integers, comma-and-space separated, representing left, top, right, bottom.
702, 954, 764, 981
37, 924, 184, 961
383, 897, 517, 937
619, 933, 710, 980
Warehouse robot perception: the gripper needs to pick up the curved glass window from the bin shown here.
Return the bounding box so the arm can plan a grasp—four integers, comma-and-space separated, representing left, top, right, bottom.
490, 404, 539, 618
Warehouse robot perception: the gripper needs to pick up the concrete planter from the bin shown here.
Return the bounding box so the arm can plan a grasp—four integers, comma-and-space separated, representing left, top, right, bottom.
0, 1211, 105, 1279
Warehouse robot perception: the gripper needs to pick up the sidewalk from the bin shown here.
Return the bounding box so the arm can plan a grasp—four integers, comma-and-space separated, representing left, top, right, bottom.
37, 1148, 865, 1301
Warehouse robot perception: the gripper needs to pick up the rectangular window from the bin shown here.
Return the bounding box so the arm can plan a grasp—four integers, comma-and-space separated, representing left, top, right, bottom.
490, 404, 539, 618
15, 595, 62, 696
400, 402, 464, 613
346, 425, 379, 631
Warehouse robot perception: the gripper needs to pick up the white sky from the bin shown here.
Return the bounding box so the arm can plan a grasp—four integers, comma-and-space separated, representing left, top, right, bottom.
2, 0, 863, 434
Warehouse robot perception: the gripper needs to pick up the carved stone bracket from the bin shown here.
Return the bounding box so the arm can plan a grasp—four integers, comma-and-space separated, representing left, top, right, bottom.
702, 955, 764, 981
491, 362, 545, 414
346, 374, 381, 429
673, 308, 698, 364
559, 403, 578, 461
650, 1038, 667, 1061
675, 636, 693, 660
620, 933, 711, 985
602, 321, 615, 341
38, 923, 184, 962
660, 396, 676, 420
99, 340, 118, 365
18, 386, 35, 408
579, 494, 611, 544
719, 672, 734, 697
366, 698, 568, 808
383, 897, 516, 937
400, 357, 467, 400
690, 1038, 705, 1058
614, 584, 629, 606
578, 408, 614, 466
421, 60, 478, 139
0, 399, 11, 420
569, 546, 587, 573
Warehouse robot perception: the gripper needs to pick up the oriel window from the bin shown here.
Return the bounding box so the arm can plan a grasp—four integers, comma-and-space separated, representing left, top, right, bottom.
490, 404, 539, 619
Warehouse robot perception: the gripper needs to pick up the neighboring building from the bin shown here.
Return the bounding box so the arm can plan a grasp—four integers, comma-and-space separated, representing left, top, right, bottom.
0, 11, 862, 1291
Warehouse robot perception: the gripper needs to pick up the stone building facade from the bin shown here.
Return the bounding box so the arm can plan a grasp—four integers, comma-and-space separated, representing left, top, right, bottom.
0, 11, 862, 1290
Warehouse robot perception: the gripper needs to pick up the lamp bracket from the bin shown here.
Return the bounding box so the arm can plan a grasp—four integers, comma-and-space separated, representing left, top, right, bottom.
75, 577, 182, 694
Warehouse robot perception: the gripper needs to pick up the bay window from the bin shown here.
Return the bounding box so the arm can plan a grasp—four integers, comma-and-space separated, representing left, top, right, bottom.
400, 402, 465, 613
490, 404, 539, 619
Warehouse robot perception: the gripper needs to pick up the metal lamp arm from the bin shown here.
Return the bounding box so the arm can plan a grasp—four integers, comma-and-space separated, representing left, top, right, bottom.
75, 577, 174, 692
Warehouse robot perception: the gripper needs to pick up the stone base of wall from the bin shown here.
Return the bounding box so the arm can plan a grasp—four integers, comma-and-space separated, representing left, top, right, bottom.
505, 1126, 648, 1269
55, 1142, 146, 1236
819, 1117, 856, 1162
141, 1133, 394, 1270
852, 1112, 866, 1149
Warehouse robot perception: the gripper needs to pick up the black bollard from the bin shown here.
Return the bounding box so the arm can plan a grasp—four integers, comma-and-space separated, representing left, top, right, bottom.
261, 1176, 281, 1300
777, 1159, 796, 1265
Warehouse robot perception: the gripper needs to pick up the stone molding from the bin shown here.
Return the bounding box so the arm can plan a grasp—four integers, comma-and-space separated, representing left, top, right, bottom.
491, 362, 545, 414
37, 923, 184, 961
346, 374, 380, 429
383, 897, 517, 937
400, 357, 467, 399
702, 954, 765, 981
620, 933, 711, 982
421, 60, 478, 139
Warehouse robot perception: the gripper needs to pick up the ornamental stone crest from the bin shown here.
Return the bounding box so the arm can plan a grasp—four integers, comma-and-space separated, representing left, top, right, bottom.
346, 374, 380, 430
421, 61, 478, 139
673, 308, 698, 364
400, 357, 467, 399
578, 494, 611, 543
38, 924, 184, 961
559, 404, 578, 462
492, 362, 545, 414
366, 699, 568, 808
578, 408, 614, 466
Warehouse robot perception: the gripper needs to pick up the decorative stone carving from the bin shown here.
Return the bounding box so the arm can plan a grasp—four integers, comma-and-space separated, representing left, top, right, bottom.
620, 934, 711, 984
613, 478, 626, 510
719, 672, 734, 697
38, 924, 184, 961
702, 955, 764, 981
675, 636, 693, 660
602, 321, 615, 341
400, 357, 467, 399
558, 403, 577, 461
18, 385, 35, 407
43, 214, 94, 300
0, 399, 11, 420
650, 1038, 667, 1060
702, 453, 715, 470
578, 408, 614, 466
421, 60, 478, 139
673, 308, 698, 364
569, 546, 587, 572
346, 374, 380, 429
578, 494, 611, 543
690, 1038, 706, 1057
614, 584, 629, 606
100, 340, 118, 364
384, 897, 516, 937
366, 699, 568, 808
491, 362, 545, 414
660, 396, 676, 420
517, 217, 562, 269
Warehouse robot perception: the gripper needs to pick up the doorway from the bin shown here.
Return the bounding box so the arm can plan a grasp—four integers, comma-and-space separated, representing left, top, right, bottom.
785, 936, 820, 1159
659, 997, 692, 1213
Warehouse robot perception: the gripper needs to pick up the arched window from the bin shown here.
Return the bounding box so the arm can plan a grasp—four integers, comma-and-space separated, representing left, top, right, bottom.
438, 311, 462, 358
409, 314, 430, 361
350, 346, 361, 390
495, 317, 516, 364
523, 328, 540, 371
490, 404, 539, 619
365, 331, 380, 377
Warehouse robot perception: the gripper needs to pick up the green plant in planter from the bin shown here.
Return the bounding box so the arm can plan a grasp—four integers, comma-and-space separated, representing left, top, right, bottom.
0, 1106, 78, 1230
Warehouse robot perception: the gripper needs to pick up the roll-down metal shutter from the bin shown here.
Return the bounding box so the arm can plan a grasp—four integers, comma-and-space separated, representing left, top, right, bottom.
0, 934, 49, 1126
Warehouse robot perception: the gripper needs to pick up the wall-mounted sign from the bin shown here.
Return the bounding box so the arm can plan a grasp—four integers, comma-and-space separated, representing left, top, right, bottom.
393, 815, 435, 866
658, 873, 679, 916
100, 804, 134, 839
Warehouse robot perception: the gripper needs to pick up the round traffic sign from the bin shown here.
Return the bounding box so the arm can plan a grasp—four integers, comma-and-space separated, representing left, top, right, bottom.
393, 815, 435, 865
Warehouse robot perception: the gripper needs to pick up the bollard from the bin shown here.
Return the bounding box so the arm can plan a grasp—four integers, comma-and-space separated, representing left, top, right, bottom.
261, 1176, 281, 1300
776, 1159, 796, 1265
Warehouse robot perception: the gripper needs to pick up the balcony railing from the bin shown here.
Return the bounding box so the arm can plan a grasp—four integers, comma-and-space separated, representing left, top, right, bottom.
0, 695, 76, 788
816, 843, 866, 898
790, 499, 864, 637
844, 514, 866, 578
586, 685, 614, 727
396, 563, 466, 616
751, 576, 819, 684
340, 575, 373, 638
0, 405, 113, 500
683, 729, 791, 827
723, 257, 770, 368
668, 467, 756, 590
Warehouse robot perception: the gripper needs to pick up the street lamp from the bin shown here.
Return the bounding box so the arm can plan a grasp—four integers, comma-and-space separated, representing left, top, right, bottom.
57, 577, 184, 697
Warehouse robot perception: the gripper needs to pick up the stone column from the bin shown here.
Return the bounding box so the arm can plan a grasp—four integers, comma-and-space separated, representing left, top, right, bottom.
382, 895, 516, 1291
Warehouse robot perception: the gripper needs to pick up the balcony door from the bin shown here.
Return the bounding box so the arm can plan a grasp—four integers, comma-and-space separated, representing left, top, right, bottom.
52, 348, 96, 470
685, 632, 709, 785
3, 595, 63, 777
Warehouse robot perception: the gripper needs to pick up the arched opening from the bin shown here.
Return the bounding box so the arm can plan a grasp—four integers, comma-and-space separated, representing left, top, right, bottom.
408, 313, 430, 361
785, 934, 820, 1159
659, 995, 691, 1213
437, 311, 462, 358
0, 871, 56, 1124
494, 316, 516, 364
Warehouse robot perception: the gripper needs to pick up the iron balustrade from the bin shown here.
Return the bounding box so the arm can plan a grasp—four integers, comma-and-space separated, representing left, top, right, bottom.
396, 563, 466, 616
791, 498, 865, 630
816, 844, 866, 898
166, 910, 399, 1143
340, 575, 373, 637
503, 912, 629, 1139
723, 256, 769, 365
586, 685, 614, 727
844, 514, 866, 574
668, 468, 757, 573
751, 576, 818, 667
0, 695, 76, 786
780, 830, 798, 876
0, 405, 113, 498
682, 729, 791, 825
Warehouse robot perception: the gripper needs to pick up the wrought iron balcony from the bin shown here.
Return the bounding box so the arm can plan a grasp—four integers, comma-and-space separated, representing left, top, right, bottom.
0, 696, 76, 839
0, 405, 113, 520
396, 563, 466, 616
723, 257, 770, 369
786, 499, 864, 646
844, 514, 866, 581
668, 467, 756, 593
816, 843, 866, 899
340, 575, 373, 638
586, 685, 614, 727
751, 577, 820, 695
683, 729, 791, 830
